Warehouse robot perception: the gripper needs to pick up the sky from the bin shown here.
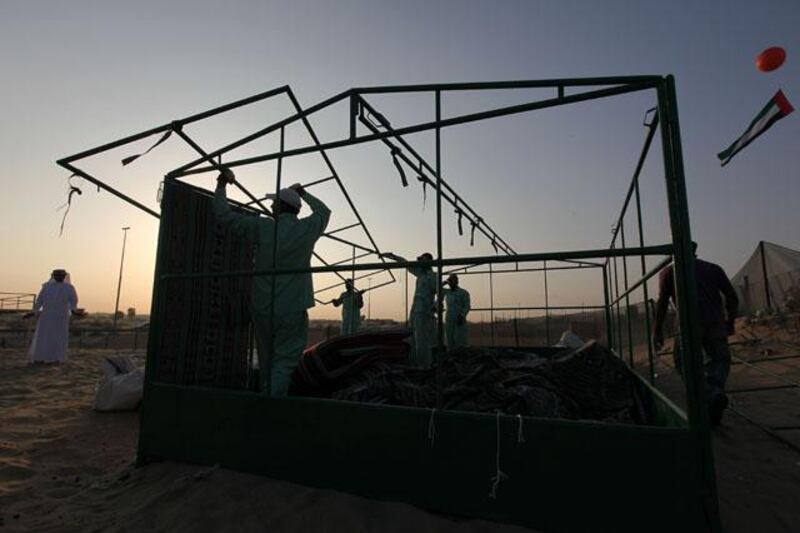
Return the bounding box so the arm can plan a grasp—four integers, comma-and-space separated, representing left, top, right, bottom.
1, 0, 799, 322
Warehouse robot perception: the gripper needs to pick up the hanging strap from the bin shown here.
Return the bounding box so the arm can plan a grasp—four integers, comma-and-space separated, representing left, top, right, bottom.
57, 174, 83, 236
121, 129, 173, 166
390, 147, 408, 187
491, 235, 499, 253
455, 208, 464, 236
470, 216, 483, 247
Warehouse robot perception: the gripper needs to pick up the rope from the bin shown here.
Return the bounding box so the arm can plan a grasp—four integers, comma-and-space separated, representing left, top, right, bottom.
516, 414, 526, 444
489, 411, 508, 499
455, 208, 464, 236
390, 147, 408, 187
427, 408, 436, 447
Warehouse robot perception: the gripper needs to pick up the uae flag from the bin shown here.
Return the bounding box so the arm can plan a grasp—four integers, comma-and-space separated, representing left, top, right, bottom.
718, 89, 794, 167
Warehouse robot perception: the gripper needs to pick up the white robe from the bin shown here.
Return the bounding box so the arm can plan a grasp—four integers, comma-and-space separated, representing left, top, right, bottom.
28, 278, 78, 363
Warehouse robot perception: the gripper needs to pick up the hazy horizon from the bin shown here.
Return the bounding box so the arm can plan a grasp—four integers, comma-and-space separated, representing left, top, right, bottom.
2, 1, 799, 322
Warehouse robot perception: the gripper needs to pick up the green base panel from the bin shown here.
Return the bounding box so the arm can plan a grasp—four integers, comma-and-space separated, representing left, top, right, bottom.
138, 382, 706, 532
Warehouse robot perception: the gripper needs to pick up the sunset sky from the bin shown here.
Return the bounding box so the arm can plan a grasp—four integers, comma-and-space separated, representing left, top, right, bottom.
2, 1, 799, 322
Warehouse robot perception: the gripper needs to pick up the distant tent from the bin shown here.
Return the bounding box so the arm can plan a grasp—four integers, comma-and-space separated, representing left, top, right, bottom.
730, 241, 800, 314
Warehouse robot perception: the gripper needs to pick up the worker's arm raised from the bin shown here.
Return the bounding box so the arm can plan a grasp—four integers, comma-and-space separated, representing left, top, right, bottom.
292, 184, 331, 236
213, 170, 259, 239
379, 252, 427, 276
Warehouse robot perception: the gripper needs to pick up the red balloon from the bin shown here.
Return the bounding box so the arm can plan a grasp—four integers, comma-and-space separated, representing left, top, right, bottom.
756, 46, 786, 72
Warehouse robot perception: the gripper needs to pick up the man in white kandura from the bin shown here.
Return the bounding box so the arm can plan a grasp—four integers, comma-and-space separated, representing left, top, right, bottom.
28, 269, 79, 364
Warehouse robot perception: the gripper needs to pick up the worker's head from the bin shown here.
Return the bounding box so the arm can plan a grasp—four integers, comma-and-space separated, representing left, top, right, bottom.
344, 278, 354, 291
52, 269, 67, 283
417, 252, 434, 270
447, 274, 459, 288
266, 187, 301, 216
691, 241, 698, 256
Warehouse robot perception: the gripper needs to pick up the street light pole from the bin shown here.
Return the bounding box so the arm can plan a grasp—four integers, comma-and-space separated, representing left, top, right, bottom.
367, 278, 372, 320
113, 226, 130, 329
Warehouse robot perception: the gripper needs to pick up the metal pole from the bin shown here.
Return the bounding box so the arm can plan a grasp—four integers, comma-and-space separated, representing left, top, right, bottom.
265, 126, 285, 395
602, 265, 613, 349
113, 226, 130, 329
634, 151, 656, 383
405, 269, 409, 327
368, 278, 372, 320
286, 90, 395, 287
612, 250, 623, 354
351, 246, 356, 333
658, 76, 720, 532
759, 241, 772, 310
489, 263, 495, 346
176, 83, 655, 177
620, 223, 634, 366
544, 260, 551, 345
435, 90, 445, 360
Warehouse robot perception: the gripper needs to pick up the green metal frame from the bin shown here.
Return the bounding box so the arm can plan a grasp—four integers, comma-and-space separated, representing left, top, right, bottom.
131, 75, 717, 531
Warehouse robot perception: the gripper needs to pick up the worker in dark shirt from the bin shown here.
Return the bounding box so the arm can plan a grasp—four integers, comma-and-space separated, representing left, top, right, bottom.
653, 242, 739, 426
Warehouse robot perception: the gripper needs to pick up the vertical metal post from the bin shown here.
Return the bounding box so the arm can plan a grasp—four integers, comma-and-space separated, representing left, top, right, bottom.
759, 241, 772, 310
435, 90, 445, 361
620, 222, 634, 366
265, 126, 285, 395
113, 226, 131, 329
405, 269, 409, 326
351, 245, 356, 333
602, 264, 613, 349
658, 76, 720, 532
489, 263, 495, 346
544, 260, 551, 345
612, 250, 623, 355
634, 159, 656, 383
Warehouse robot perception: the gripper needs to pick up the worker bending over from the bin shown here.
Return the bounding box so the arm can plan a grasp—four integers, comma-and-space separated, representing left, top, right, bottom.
382, 252, 437, 367
214, 168, 330, 396
332, 278, 364, 335
441, 274, 471, 349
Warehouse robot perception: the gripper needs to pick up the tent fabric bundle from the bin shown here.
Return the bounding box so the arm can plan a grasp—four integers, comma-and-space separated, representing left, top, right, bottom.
731, 241, 800, 314
717, 89, 794, 167
293, 340, 651, 425
289, 328, 412, 397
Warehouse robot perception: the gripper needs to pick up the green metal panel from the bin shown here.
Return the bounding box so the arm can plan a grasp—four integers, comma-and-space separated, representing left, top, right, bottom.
139, 382, 701, 533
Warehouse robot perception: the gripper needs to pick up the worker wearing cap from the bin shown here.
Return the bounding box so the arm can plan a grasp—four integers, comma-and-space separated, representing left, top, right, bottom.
381, 252, 437, 367
214, 168, 330, 396
332, 278, 364, 335
441, 274, 471, 349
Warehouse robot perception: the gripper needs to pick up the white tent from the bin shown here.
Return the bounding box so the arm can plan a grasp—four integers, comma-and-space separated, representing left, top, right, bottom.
731, 241, 800, 314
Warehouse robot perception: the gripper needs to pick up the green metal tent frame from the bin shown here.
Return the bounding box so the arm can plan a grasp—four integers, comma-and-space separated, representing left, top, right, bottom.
61, 75, 720, 531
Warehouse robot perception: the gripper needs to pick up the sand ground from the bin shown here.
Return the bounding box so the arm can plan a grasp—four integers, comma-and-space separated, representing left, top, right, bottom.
1, 329, 799, 532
